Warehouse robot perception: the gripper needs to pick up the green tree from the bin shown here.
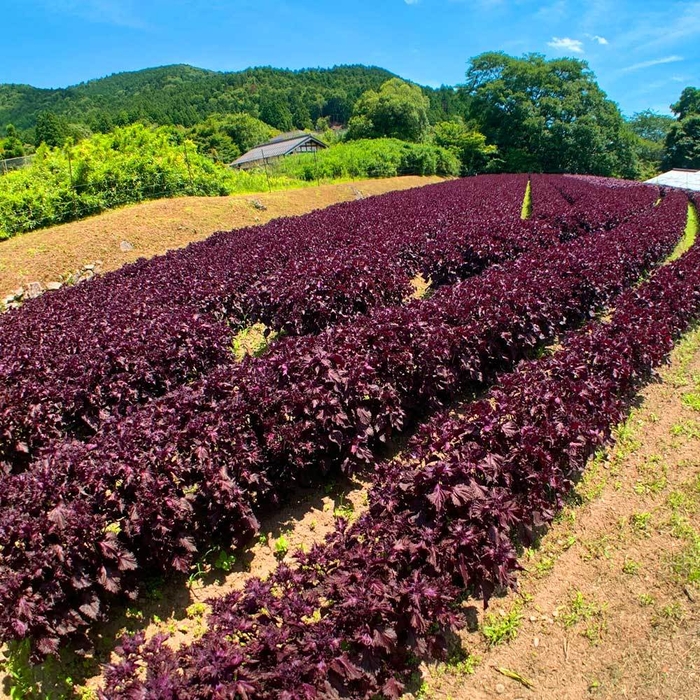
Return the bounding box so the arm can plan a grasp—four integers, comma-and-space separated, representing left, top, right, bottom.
626, 110, 675, 178
463, 52, 638, 177
347, 78, 430, 142
671, 87, 700, 120
259, 93, 294, 132
35, 111, 66, 147
189, 113, 277, 163
664, 115, 700, 169
432, 119, 496, 174
663, 86, 700, 169
1, 124, 25, 158
628, 110, 675, 142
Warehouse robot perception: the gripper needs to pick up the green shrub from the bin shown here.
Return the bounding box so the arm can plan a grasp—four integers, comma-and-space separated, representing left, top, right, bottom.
0, 124, 297, 239
272, 138, 459, 182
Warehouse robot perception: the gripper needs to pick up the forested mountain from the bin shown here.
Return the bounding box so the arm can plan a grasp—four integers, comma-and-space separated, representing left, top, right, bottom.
0, 64, 460, 135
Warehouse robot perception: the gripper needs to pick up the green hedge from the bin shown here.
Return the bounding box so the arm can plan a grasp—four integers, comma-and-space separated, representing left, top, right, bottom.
272, 138, 460, 181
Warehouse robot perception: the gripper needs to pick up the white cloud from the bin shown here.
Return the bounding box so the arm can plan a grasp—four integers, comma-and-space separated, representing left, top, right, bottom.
620, 55, 684, 73
592, 35, 608, 45
547, 37, 584, 54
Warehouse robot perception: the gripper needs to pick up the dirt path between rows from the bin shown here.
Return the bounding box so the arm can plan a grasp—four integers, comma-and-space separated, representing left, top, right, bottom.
0, 176, 442, 298
416, 326, 700, 700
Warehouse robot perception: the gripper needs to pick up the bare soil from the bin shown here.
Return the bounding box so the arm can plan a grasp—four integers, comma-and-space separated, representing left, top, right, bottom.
416, 327, 700, 700
0, 176, 442, 298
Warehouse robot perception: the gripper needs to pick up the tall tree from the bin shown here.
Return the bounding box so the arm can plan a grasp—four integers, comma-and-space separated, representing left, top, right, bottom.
432, 118, 495, 174
35, 111, 66, 147
671, 87, 700, 121
463, 52, 638, 177
347, 79, 430, 143
1, 124, 25, 158
663, 86, 700, 170
627, 110, 675, 177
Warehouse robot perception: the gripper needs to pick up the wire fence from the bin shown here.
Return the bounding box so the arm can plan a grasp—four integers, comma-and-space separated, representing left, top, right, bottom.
0, 154, 35, 175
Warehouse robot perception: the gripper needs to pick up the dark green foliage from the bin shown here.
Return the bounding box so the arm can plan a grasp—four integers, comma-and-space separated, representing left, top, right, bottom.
346, 79, 431, 142
671, 87, 700, 121
272, 138, 460, 180
0, 65, 400, 136
187, 113, 278, 163
664, 116, 700, 170
432, 119, 496, 174
627, 110, 676, 178
663, 87, 700, 170
628, 110, 676, 143
464, 52, 639, 177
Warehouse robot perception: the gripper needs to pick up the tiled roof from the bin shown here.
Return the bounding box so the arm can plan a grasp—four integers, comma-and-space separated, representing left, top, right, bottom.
231, 135, 325, 166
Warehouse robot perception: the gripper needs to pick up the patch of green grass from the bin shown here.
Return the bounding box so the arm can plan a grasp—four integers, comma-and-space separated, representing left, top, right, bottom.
333, 496, 355, 521
562, 591, 607, 644
659, 602, 685, 622
630, 512, 653, 535
581, 534, 613, 561
446, 651, 480, 675
681, 391, 700, 412
520, 179, 532, 220
622, 558, 641, 575
0, 641, 35, 700
666, 201, 699, 263
231, 323, 278, 361
638, 593, 655, 607
482, 604, 523, 646
634, 454, 668, 496
671, 537, 700, 586
273, 533, 290, 558
670, 419, 700, 440
665, 323, 700, 387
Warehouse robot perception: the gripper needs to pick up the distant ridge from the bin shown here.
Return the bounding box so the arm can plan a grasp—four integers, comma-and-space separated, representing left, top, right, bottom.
0, 64, 428, 133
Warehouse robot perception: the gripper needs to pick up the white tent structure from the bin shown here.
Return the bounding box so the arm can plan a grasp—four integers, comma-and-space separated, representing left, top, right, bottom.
645, 169, 700, 191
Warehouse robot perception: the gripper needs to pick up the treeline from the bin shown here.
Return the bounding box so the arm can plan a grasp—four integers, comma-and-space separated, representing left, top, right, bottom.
1, 55, 698, 195
0, 64, 458, 134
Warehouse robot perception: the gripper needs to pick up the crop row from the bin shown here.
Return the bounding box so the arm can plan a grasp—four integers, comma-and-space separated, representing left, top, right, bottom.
100, 196, 700, 700
0, 175, 533, 471
0, 175, 656, 472
0, 188, 685, 656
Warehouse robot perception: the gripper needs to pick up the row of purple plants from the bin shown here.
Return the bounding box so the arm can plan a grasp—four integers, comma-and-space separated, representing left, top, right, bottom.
100, 194, 700, 700
0, 175, 655, 473
0, 188, 684, 657
0, 175, 536, 472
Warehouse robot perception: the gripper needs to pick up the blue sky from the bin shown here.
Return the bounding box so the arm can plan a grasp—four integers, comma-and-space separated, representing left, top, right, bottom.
2, 0, 699, 116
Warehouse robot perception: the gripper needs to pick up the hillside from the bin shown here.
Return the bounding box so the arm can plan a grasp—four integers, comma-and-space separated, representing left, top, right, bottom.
0, 64, 458, 133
